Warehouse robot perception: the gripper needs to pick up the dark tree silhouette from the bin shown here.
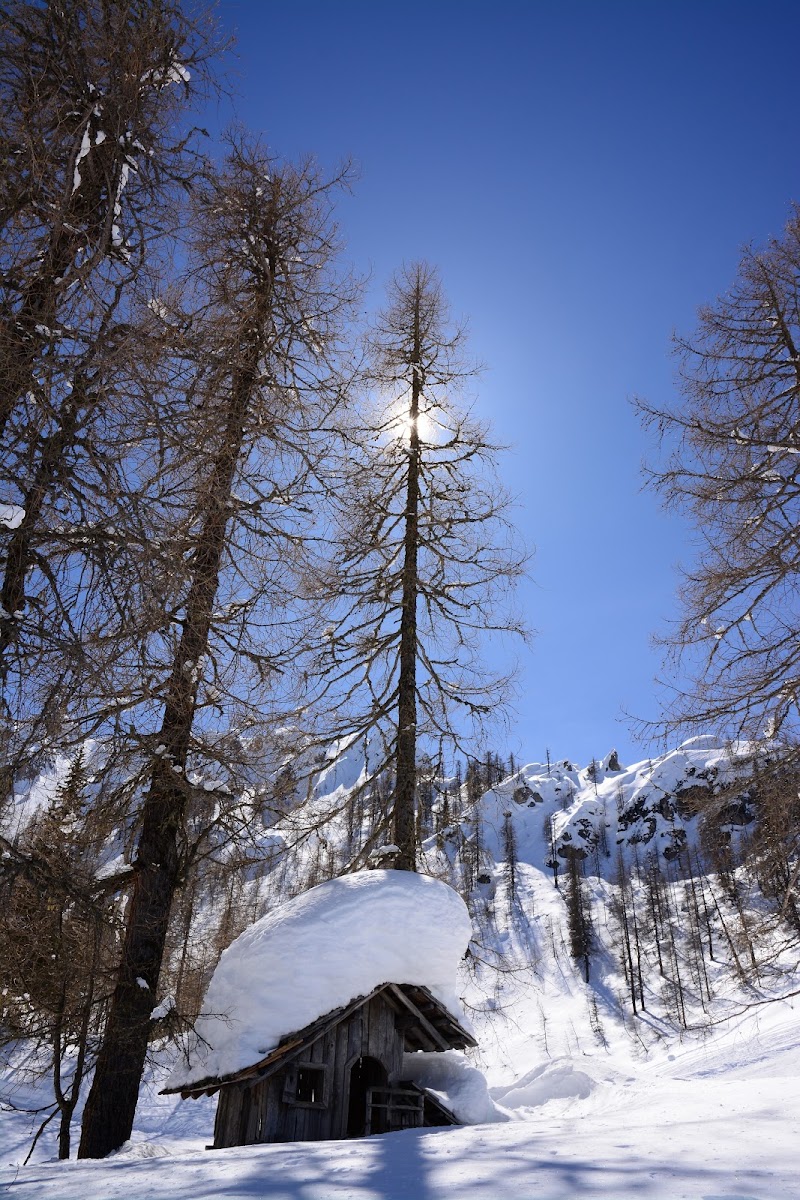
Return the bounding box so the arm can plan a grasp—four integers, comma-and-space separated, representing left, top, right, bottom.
0, 0, 217, 778
311, 263, 529, 871
637, 207, 800, 743
78, 142, 356, 1158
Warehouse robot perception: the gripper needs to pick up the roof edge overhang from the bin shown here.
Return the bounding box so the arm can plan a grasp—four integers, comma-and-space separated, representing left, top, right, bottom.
161, 981, 475, 1099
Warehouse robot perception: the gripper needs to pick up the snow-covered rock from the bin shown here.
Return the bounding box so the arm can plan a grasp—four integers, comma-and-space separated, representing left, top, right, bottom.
168, 870, 472, 1089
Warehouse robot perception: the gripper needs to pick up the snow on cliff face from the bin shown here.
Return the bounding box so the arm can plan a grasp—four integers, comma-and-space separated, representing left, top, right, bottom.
168, 870, 472, 1090
470, 738, 761, 870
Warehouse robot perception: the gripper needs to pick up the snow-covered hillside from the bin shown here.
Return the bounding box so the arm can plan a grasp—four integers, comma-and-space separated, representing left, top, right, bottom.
2, 986, 798, 1198
2, 737, 799, 1197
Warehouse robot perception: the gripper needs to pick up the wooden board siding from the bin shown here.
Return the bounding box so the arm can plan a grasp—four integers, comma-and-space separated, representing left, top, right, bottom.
171, 982, 474, 1102
213, 990, 409, 1147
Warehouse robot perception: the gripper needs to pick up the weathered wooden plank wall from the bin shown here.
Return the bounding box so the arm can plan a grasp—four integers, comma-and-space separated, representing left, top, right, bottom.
213, 990, 410, 1147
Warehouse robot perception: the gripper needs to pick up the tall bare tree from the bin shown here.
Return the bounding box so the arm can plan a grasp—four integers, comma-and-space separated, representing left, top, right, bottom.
0, 0, 216, 777
78, 141, 356, 1159
312, 263, 528, 871
637, 207, 800, 942
637, 206, 800, 743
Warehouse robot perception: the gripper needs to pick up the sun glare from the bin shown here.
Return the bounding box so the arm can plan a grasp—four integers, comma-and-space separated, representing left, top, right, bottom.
384, 391, 436, 446
397, 407, 435, 444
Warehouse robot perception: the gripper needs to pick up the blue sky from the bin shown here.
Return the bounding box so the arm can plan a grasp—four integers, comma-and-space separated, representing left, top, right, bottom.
206, 0, 800, 768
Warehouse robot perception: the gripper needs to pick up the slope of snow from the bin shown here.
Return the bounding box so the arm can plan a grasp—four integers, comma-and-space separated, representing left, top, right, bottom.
310, 733, 388, 801
3, 996, 798, 1198
3, 737, 799, 1199
168, 870, 472, 1089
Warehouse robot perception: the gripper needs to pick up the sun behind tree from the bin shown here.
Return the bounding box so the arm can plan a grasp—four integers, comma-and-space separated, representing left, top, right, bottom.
311, 262, 530, 872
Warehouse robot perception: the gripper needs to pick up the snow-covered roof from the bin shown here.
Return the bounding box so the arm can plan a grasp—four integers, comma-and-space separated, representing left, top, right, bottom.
168, 870, 473, 1091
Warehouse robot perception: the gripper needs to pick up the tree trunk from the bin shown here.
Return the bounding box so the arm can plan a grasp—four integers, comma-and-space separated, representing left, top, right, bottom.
0, 214, 99, 442
0, 382, 83, 663
77, 329, 261, 1159
393, 288, 422, 872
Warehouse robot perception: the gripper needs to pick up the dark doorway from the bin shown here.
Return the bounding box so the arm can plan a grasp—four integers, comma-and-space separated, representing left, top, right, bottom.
346, 1056, 387, 1137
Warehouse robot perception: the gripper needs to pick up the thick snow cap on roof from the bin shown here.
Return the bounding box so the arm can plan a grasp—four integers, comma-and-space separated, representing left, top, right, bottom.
168, 869, 473, 1090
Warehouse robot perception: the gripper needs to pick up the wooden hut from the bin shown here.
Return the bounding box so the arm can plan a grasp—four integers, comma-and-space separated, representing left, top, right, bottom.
164, 980, 477, 1146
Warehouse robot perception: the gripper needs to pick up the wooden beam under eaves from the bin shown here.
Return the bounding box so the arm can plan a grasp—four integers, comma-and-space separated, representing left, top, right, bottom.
387, 984, 451, 1052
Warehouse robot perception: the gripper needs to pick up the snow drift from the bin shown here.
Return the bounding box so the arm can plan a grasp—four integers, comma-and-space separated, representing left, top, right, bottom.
168, 869, 473, 1089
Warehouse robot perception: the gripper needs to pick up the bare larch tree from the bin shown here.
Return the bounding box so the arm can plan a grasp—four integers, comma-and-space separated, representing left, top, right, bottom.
311, 263, 529, 871
637, 206, 800, 743
78, 141, 356, 1159
0, 0, 215, 777
637, 208, 800, 937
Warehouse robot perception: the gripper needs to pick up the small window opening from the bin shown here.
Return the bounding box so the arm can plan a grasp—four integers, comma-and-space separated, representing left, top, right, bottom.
296, 1065, 325, 1104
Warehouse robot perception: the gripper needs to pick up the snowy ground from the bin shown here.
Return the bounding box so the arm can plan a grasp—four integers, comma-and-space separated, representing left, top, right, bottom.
3, 743, 799, 1197
2, 996, 798, 1199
